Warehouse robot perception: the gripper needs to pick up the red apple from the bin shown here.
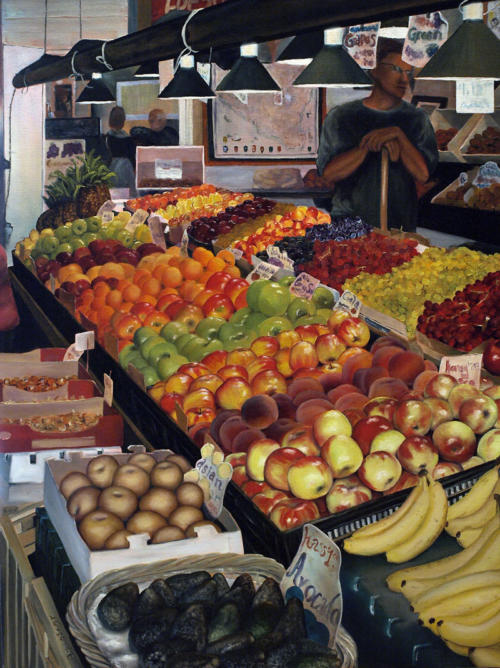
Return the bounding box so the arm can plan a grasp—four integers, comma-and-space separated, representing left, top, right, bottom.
226, 452, 247, 468
246, 438, 280, 481
424, 373, 457, 400
357, 451, 402, 492
241, 480, 272, 498
251, 369, 288, 396
269, 498, 320, 531
483, 339, 500, 375
369, 429, 406, 455
383, 470, 419, 494
232, 465, 249, 486
432, 460, 462, 480
287, 456, 333, 500
432, 420, 477, 462
216, 377, 252, 410
315, 333, 346, 364
313, 409, 352, 446
448, 383, 481, 417
364, 397, 398, 421
477, 428, 500, 461
321, 435, 363, 478
336, 317, 370, 347
264, 447, 305, 491
393, 399, 433, 437
251, 336, 280, 357
424, 397, 453, 429
289, 341, 319, 371
352, 415, 393, 456
397, 435, 439, 475
280, 425, 320, 456
252, 489, 290, 514
325, 475, 372, 513
458, 394, 498, 434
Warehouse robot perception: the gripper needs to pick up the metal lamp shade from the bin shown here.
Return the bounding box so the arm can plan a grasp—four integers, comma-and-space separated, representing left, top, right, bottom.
135, 61, 159, 77
293, 46, 373, 87
276, 31, 323, 65
417, 20, 500, 80
216, 57, 280, 93
158, 66, 215, 99
76, 79, 115, 104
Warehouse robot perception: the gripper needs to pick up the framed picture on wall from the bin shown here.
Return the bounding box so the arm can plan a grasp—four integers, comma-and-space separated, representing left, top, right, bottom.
50, 81, 75, 118
411, 95, 448, 113
205, 63, 323, 164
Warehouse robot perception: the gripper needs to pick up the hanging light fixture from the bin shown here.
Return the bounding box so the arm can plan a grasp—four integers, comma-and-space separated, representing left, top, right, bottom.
135, 61, 160, 78
378, 17, 409, 39
158, 54, 215, 99
275, 30, 324, 66
216, 43, 280, 93
293, 28, 373, 87
76, 73, 115, 104
417, 2, 500, 80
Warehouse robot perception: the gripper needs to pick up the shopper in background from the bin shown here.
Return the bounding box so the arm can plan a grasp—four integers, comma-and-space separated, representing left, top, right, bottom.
105, 106, 137, 196
0, 244, 20, 351
130, 108, 179, 147
317, 38, 438, 231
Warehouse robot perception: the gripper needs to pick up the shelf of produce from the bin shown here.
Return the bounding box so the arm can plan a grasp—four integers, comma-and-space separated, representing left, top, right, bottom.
9, 255, 495, 568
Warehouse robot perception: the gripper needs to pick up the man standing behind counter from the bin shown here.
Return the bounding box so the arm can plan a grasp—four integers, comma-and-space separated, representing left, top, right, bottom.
317, 38, 438, 231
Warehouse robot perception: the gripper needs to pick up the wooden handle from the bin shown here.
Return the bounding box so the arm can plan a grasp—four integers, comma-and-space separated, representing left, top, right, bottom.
380, 147, 389, 232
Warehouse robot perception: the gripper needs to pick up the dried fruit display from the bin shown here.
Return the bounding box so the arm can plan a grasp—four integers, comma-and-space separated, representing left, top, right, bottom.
1, 375, 77, 391
435, 127, 458, 151
215, 202, 296, 249
4, 411, 100, 432
297, 232, 418, 293
126, 183, 217, 212
466, 125, 500, 154
344, 246, 500, 336
417, 271, 500, 350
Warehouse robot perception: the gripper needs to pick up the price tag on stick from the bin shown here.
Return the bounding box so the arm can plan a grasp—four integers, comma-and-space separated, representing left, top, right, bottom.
195, 443, 233, 518
280, 524, 343, 648
103, 373, 113, 407
148, 215, 167, 250
439, 354, 483, 387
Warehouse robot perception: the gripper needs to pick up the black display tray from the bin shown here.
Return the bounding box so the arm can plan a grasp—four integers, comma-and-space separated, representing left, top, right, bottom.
10, 255, 495, 566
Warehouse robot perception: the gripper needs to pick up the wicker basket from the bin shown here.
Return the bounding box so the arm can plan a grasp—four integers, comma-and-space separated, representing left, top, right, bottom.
67, 551, 358, 668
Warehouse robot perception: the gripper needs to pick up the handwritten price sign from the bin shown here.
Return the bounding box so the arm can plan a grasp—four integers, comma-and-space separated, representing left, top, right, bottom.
439, 354, 483, 387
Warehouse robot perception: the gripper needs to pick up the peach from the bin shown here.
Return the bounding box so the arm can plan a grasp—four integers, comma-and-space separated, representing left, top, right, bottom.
334, 392, 369, 413
372, 345, 408, 369
292, 390, 326, 406
264, 418, 298, 443
295, 397, 334, 425
368, 377, 409, 399
387, 351, 425, 386
241, 394, 279, 429
218, 415, 250, 452
272, 393, 297, 420
232, 428, 267, 453
343, 408, 366, 427
412, 369, 439, 393
209, 408, 239, 444
326, 383, 361, 405
370, 335, 407, 354
287, 377, 324, 402
292, 367, 324, 379
340, 350, 373, 384
318, 370, 343, 393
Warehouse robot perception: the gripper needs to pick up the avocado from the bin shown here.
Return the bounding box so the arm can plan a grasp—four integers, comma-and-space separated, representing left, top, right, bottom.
132, 584, 167, 620
207, 602, 241, 643
97, 582, 139, 632
169, 655, 220, 668
151, 579, 176, 608
129, 608, 177, 653
230, 573, 255, 602
219, 646, 266, 668
273, 597, 307, 642
288, 655, 340, 668
206, 631, 254, 655
213, 572, 230, 598
179, 577, 218, 609
170, 603, 207, 652
265, 640, 337, 668
245, 604, 277, 639
166, 571, 211, 600
252, 578, 284, 611
138, 642, 169, 668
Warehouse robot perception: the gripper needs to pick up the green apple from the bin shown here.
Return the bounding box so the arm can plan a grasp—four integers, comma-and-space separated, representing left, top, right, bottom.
245, 312, 268, 331
157, 354, 189, 381
195, 316, 225, 340
54, 225, 73, 242
287, 297, 316, 322
175, 333, 198, 354
130, 356, 149, 372
69, 238, 85, 251
229, 307, 251, 327
312, 286, 335, 310
184, 338, 215, 362
116, 228, 134, 248
86, 216, 102, 233
200, 339, 224, 356
315, 309, 333, 324
160, 321, 189, 343
142, 365, 160, 387
246, 279, 269, 312
133, 326, 160, 348
82, 232, 98, 246
140, 335, 166, 360
224, 333, 255, 351
278, 275, 295, 287
148, 341, 178, 367
71, 218, 87, 236
55, 242, 73, 256
257, 282, 291, 317
257, 316, 293, 337
40, 235, 59, 255
118, 343, 136, 368
294, 315, 320, 327
181, 336, 208, 361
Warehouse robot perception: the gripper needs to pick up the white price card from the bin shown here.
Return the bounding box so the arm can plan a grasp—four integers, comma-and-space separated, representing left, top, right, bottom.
247, 259, 279, 282
103, 373, 113, 407
180, 229, 189, 257
125, 208, 149, 232
195, 444, 233, 518
336, 290, 361, 316
456, 79, 495, 114
63, 344, 84, 362
148, 215, 167, 250
290, 272, 321, 300
402, 13, 448, 67
229, 247, 243, 261
344, 22, 379, 69
439, 353, 483, 387
49, 274, 56, 294
75, 331, 95, 352
473, 161, 500, 188
458, 172, 469, 187
97, 199, 115, 217
280, 524, 343, 648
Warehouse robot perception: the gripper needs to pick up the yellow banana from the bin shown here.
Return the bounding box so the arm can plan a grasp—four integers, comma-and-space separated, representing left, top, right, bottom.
404, 528, 500, 601
444, 640, 469, 656
437, 609, 500, 647
418, 586, 500, 629
386, 514, 500, 592
345, 476, 425, 539
343, 476, 430, 556
457, 526, 484, 548
446, 495, 498, 537
386, 477, 447, 563
412, 570, 500, 613
470, 643, 500, 667
447, 465, 499, 522
433, 596, 500, 628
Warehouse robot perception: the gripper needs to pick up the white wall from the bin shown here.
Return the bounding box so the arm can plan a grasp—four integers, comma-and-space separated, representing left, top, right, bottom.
3, 45, 44, 261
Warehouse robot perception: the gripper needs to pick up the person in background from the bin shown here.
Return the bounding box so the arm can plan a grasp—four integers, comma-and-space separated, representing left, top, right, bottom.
316, 38, 438, 232
0, 244, 20, 351
105, 106, 137, 196
130, 108, 179, 147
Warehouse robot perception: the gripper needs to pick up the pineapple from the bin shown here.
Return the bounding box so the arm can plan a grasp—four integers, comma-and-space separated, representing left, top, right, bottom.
74, 151, 114, 218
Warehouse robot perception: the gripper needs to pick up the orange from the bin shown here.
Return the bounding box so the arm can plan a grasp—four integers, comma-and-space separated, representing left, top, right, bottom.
100, 262, 125, 280
165, 245, 181, 258
216, 249, 236, 266
158, 287, 178, 297
197, 269, 212, 284
206, 257, 226, 273
140, 293, 158, 305
138, 254, 161, 271
192, 246, 213, 266
119, 263, 136, 280
91, 296, 107, 311
94, 282, 111, 297
58, 263, 84, 282
180, 258, 203, 281
118, 301, 133, 313
152, 264, 166, 281
105, 289, 123, 309
123, 283, 142, 303
116, 279, 131, 292
141, 277, 161, 297
167, 255, 182, 268
133, 268, 151, 285
179, 280, 204, 302
162, 266, 183, 288
225, 264, 241, 278
96, 305, 114, 324
86, 309, 99, 325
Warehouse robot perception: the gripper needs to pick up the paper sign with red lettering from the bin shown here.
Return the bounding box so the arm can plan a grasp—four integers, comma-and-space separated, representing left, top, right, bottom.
344, 22, 379, 69
439, 354, 483, 387
247, 258, 279, 282
290, 272, 321, 300
148, 215, 167, 249
403, 13, 448, 67
180, 229, 189, 257
280, 523, 342, 648
63, 344, 84, 362
336, 290, 361, 317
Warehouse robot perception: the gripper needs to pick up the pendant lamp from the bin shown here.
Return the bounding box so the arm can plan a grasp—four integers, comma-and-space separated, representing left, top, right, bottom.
158, 54, 215, 99
293, 28, 373, 87
276, 30, 324, 66
135, 61, 160, 78
417, 2, 500, 80
216, 43, 280, 93
76, 73, 115, 104
379, 17, 409, 39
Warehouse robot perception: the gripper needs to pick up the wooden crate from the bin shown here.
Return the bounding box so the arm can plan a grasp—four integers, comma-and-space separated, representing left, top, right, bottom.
0, 512, 83, 668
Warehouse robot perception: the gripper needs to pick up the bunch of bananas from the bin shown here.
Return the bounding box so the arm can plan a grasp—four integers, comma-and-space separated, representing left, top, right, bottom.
343, 473, 448, 563
386, 465, 500, 664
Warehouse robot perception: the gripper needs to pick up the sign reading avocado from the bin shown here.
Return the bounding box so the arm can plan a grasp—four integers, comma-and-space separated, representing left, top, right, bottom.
280, 523, 343, 648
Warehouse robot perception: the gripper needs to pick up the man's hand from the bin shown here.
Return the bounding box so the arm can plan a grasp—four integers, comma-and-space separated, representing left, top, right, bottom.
359, 126, 404, 152
384, 139, 400, 162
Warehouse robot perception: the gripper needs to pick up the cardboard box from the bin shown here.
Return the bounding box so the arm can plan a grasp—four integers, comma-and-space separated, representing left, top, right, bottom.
458, 112, 500, 164
430, 109, 469, 163
44, 450, 243, 582
135, 146, 205, 191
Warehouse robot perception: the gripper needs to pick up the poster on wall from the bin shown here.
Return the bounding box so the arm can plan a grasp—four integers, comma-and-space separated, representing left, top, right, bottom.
44, 139, 85, 189
210, 63, 320, 161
